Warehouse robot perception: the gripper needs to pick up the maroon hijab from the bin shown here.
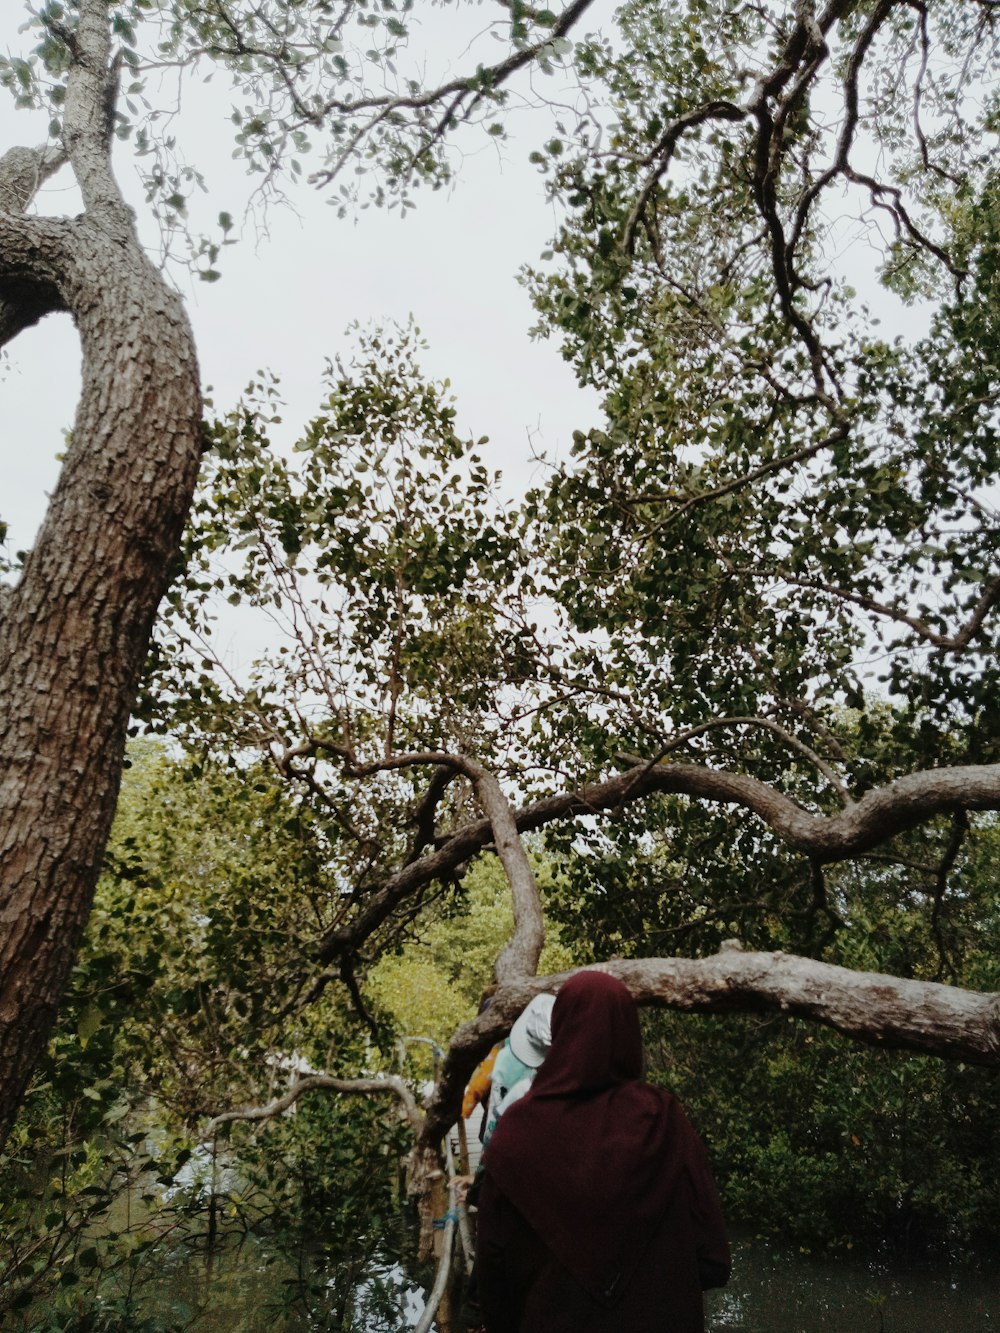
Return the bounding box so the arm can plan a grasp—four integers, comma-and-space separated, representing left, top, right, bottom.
483, 971, 708, 1305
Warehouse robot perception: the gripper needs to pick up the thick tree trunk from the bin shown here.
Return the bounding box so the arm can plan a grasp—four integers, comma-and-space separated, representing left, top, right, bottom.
0, 3, 202, 1145
0, 216, 202, 1143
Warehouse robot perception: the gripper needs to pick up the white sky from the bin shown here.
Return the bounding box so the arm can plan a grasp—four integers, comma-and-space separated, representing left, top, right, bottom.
0, 4, 605, 562
1, 0, 933, 580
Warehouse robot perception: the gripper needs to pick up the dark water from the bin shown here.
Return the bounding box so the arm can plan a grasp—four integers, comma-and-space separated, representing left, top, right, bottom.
133, 1233, 998, 1332
707, 1233, 998, 1333
32, 1228, 999, 1331
123, 1237, 425, 1331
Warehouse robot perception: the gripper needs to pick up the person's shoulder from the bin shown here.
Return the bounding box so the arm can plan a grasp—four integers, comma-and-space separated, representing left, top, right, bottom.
628, 1079, 693, 1125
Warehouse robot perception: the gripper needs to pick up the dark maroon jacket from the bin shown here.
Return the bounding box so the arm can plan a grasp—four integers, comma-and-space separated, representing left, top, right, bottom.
476, 971, 730, 1332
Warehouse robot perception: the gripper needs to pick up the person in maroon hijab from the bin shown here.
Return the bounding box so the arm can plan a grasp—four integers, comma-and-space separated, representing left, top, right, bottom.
475, 970, 731, 1332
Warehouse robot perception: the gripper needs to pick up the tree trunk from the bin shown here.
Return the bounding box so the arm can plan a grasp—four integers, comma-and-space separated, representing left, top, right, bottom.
0, 214, 201, 1142
0, 2, 203, 1143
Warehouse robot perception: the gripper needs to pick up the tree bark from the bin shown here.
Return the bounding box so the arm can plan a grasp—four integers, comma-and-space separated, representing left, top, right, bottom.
0, 0, 203, 1146
415, 947, 1000, 1153
317, 756, 1000, 968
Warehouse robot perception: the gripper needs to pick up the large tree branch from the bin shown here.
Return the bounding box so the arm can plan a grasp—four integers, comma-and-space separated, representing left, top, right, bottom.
612, 944, 1000, 1064
0, 143, 67, 215
64, 0, 130, 226
0, 145, 71, 346
452, 755, 544, 982
406, 766, 458, 865
314, 749, 545, 982
417, 944, 1000, 1149
622, 100, 746, 256
317, 756, 1000, 967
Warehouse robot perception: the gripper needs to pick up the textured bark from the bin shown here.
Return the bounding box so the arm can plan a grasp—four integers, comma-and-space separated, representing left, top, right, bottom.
0, 0, 203, 1146
415, 947, 1000, 1155
317, 756, 1000, 967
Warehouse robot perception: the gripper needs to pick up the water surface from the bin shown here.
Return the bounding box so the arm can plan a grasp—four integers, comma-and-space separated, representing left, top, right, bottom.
707, 1233, 997, 1332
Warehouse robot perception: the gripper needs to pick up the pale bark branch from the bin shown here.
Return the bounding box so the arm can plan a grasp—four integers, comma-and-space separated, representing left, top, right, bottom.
452, 756, 545, 983
345, 750, 545, 980
203, 1072, 424, 1137
607, 945, 1000, 1063
609, 754, 1000, 858
416, 945, 1000, 1150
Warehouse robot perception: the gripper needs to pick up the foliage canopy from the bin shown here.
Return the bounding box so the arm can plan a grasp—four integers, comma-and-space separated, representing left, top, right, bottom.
2, 0, 1000, 1313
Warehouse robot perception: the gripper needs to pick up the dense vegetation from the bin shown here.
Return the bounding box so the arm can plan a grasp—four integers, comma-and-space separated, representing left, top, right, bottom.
3, 753, 998, 1327
2, 0, 1000, 1325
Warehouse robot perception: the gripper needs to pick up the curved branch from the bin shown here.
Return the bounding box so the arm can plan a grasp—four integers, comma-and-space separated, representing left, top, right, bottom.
655, 715, 852, 807
622, 100, 746, 255
406, 766, 458, 865
0, 143, 67, 215
844, 163, 959, 276
451, 755, 544, 983
609, 754, 1000, 859
309, 750, 544, 978
0, 146, 72, 346
203, 1072, 424, 1137
308, 0, 598, 189
610, 943, 1000, 1066
780, 573, 1000, 651
317, 756, 1000, 966
416, 944, 1000, 1149
639, 425, 849, 528
787, 0, 897, 259
607, 945, 1000, 1063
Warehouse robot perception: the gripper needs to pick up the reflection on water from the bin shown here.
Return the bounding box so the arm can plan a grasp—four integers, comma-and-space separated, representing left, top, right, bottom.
139, 1237, 302, 1331
707, 1232, 998, 1333
58, 1226, 999, 1331
131, 1236, 431, 1332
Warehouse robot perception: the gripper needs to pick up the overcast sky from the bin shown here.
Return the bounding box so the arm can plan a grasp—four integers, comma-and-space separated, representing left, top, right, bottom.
1, 5, 605, 563
1, 0, 931, 586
